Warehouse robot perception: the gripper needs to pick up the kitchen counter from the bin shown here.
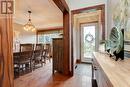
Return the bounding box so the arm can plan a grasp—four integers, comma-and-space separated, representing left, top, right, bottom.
93, 52, 130, 87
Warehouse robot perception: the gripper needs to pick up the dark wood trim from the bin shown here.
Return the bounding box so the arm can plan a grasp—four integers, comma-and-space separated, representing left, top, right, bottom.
76, 59, 81, 63
53, 0, 70, 75
124, 41, 130, 45
71, 4, 105, 40
63, 11, 70, 75
71, 4, 105, 75
71, 11, 74, 76
101, 5, 105, 40
71, 4, 105, 14
37, 27, 63, 33
53, 0, 69, 12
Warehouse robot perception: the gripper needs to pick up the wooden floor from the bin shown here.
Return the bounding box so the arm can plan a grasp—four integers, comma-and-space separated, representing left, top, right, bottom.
14, 61, 92, 87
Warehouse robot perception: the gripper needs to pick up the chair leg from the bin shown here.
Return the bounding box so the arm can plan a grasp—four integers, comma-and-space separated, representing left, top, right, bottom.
49, 58, 51, 62
30, 61, 32, 71
43, 56, 46, 64
18, 64, 20, 76
41, 60, 43, 67
33, 61, 36, 70
22, 64, 24, 74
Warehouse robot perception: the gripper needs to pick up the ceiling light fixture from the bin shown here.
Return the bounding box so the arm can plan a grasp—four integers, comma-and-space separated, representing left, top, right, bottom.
23, 11, 36, 32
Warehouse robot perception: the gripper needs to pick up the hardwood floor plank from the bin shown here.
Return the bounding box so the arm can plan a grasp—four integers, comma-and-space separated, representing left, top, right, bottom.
14, 62, 92, 87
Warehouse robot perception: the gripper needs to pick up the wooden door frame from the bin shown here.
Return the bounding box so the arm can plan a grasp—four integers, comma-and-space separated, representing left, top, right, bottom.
53, 0, 70, 75
0, 1, 14, 87
71, 4, 105, 75
0, 0, 70, 87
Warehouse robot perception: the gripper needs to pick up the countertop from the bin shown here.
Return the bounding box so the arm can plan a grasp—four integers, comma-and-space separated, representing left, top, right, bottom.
93, 52, 130, 87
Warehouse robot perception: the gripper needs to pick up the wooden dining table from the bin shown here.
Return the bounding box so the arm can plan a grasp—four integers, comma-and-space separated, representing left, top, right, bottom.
13, 49, 48, 63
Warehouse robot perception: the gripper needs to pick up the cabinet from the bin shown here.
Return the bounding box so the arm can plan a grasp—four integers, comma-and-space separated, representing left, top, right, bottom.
92, 52, 130, 87
92, 54, 113, 87
52, 38, 64, 74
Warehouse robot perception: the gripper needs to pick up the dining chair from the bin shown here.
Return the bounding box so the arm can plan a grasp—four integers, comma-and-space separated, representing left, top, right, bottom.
13, 52, 20, 78
20, 44, 34, 52
19, 44, 34, 74
33, 44, 43, 69
44, 44, 51, 62
14, 51, 33, 76
35, 44, 43, 50
41, 49, 48, 64
19, 51, 33, 74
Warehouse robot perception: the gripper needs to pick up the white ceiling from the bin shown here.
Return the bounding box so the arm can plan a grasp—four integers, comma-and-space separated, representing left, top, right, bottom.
13, 0, 63, 29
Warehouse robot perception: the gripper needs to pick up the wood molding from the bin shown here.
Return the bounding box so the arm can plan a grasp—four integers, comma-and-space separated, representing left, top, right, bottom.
0, 14, 14, 87
71, 12, 74, 76
37, 27, 63, 33
53, 0, 69, 12
63, 11, 70, 75
53, 0, 70, 75
71, 4, 105, 14
76, 59, 81, 63
71, 4, 105, 40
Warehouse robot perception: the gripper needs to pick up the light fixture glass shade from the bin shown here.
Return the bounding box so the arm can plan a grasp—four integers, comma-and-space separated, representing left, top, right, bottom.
23, 21, 36, 31
23, 11, 36, 32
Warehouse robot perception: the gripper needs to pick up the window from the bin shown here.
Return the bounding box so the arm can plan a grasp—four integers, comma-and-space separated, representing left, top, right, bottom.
37, 30, 63, 44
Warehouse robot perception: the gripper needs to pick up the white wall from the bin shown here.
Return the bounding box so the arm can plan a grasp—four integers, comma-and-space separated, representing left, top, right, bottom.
13, 23, 36, 44
107, 0, 119, 37
107, 0, 130, 37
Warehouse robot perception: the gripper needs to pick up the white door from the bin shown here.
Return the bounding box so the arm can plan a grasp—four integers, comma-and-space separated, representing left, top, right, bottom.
81, 23, 99, 63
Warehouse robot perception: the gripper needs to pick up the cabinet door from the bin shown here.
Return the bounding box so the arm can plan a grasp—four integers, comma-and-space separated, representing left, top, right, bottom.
93, 58, 113, 87
53, 39, 64, 73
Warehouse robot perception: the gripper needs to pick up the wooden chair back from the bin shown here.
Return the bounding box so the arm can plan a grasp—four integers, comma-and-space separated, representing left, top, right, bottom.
35, 44, 43, 51
13, 52, 20, 64
45, 44, 51, 56
20, 44, 34, 52
19, 51, 33, 63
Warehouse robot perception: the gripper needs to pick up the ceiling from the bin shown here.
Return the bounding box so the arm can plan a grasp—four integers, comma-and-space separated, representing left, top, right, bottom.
14, 0, 63, 29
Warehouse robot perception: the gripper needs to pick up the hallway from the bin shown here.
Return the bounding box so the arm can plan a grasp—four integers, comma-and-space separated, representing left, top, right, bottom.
14, 62, 92, 87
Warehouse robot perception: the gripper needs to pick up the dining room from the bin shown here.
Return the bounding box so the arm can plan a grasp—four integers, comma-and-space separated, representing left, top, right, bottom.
13, 0, 64, 82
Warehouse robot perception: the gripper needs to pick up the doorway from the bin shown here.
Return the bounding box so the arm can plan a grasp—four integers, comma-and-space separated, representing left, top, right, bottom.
71, 4, 105, 75
80, 23, 99, 63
